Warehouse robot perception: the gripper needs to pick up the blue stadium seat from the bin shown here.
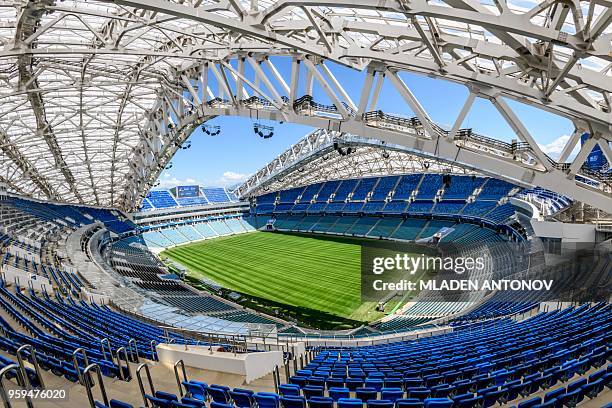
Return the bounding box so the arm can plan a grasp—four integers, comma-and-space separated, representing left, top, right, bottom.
337, 398, 364, 408
280, 384, 301, 397
395, 399, 424, 408
281, 396, 307, 408
307, 396, 334, 408
254, 393, 280, 408
329, 388, 350, 401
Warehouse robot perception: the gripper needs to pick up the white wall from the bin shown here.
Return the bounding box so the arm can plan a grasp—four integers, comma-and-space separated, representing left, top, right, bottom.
81, 289, 109, 305
7, 246, 41, 263
0, 265, 54, 294
531, 220, 596, 243
157, 344, 284, 383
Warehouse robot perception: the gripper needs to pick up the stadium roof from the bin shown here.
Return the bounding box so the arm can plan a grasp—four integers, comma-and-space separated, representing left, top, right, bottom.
0, 0, 610, 211
237, 129, 484, 197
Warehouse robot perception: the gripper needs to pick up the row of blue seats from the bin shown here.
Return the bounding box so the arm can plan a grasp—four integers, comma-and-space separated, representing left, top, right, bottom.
255, 201, 516, 226
257, 175, 515, 208
95, 366, 611, 408
0, 290, 123, 382
6, 197, 135, 234
0, 284, 199, 383
143, 188, 235, 211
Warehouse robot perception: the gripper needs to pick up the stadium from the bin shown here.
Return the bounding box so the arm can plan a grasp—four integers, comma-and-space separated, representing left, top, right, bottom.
0, 0, 610, 407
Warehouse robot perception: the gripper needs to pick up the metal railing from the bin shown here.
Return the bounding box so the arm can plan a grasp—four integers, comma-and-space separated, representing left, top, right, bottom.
16, 345, 44, 391
100, 338, 112, 361
72, 348, 90, 386
136, 363, 155, 408
173, 360, 188, 397
128, 338, 140, 363
0, 364, 33, 408
83, 363, 108, 408
115, 347, 131, 381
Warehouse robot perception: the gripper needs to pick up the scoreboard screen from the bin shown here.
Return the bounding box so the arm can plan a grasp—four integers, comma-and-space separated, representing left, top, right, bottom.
177, 185, 200, 198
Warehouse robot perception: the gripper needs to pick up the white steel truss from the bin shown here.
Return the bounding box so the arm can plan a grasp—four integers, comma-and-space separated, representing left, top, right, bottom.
0, 0, 610, 211
237, 129, 483, 197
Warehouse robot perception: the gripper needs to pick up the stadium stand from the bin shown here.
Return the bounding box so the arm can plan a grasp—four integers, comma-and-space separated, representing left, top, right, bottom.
139, 186, 238, 212
0, 2, 610, 406
203, 188, 233, 204
249, 174, 527, 246
146, 190, 179, 209
519, 188, 573, 216
0, 185, 608, 408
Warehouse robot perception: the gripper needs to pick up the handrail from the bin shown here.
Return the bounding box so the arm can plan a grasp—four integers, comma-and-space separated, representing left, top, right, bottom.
128, 338, 139, 363
150, 340, 158, 361
83, 363, 109, 408
100, 338, 112, 362
115, 347, 131, 381
173, 360, 188, 397
0, 364, 33, 408
72, 347, 90, 385
16, 344, 45, 390
136, 362, 155, 408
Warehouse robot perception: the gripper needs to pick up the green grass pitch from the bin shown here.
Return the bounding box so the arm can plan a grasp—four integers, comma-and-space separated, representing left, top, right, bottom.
162, 231, 383, 322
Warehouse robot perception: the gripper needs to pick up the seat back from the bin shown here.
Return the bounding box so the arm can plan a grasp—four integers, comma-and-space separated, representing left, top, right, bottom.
423, 398, 453, 408
328, 387, 350, 401
280, 384, 302, 397
255, 395, 280, 408
182, 381, 206, 401
395, 399, 424, 408
381, 388, 404, 402
367, 400, 394, 408
229, 392, 254, 408
337, 398, 364, 408
208, 387, 230, 404
281, 396, 306, 408
307, 396, 334, 408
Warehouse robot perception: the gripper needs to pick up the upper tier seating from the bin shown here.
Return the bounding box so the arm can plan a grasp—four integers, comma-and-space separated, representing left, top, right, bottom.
478, 179, 515, 200
279, 187, 306, 204
316, 180, 342, 202
393, 174, 422, 200
254, 174, 522, 228
146, 190, 179, 209
352, 178, 378, 201
300, 184, 323, 202
141, 187, 237, 211
371, 176, 400, 200
414, 174, 443, 200
0, 283, 196, 383
285, 303, 611, 406
176, 196, 210, 207
519, 188, 573, 215
202, 188, 232, 203
139, 198, 153, 211
441, 177, 483, 200
333, 180, 359, 202
4, 197, 135, 234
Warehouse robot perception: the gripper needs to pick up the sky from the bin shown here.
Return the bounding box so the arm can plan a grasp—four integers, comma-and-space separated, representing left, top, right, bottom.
155, 59, 578, 190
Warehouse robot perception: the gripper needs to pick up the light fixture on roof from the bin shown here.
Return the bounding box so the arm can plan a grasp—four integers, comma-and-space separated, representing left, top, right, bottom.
333, 142, 354, 156
254, 123, 274, 139
202, 125, 221, 136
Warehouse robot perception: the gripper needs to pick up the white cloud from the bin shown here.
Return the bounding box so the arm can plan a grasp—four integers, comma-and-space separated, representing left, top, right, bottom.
538, 134, 579, 161
219, 171, 248, 184
153, 171, 248, 189
156, 176, 201, 189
